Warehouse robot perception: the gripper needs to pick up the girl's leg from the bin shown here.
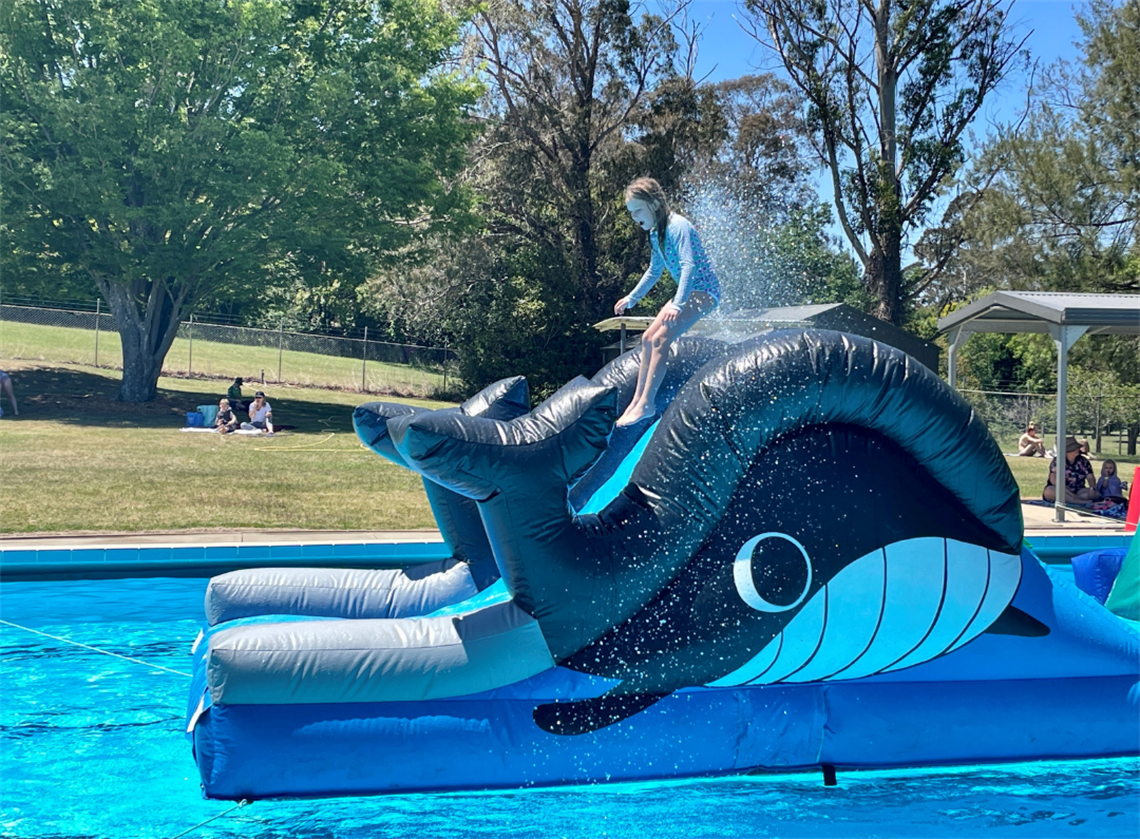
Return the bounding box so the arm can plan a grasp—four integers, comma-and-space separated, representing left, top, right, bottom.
625, 330, 658, 417
617, 293, 716, 426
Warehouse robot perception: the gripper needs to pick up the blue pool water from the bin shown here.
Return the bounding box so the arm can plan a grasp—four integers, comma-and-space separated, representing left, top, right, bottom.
1, 575, 1137, 839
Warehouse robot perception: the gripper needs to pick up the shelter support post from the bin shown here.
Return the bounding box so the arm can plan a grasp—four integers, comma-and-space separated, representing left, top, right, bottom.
1049, 324, 1089, 522
945, 325, 972, 389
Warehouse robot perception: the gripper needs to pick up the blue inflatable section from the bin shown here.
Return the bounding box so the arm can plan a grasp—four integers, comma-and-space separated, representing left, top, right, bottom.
187, 543, 1139, 799
1071, 549, 1128, 605
187, 331, 1140, 800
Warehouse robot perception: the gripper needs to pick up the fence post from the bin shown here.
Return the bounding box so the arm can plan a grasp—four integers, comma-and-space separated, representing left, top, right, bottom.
94, 299, 100, 368
443, 340, 449, 393
362, 326, 368, 393
188, 313, 194, 377
277, 320, 284, 383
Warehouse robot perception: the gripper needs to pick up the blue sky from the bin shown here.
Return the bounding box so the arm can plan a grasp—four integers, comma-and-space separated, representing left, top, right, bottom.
684, 0, 1087, 125
669, 0, 1090, 249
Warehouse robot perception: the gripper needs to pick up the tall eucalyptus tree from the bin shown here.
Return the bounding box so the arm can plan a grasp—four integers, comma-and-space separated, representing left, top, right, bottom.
740, 0, 1026, 323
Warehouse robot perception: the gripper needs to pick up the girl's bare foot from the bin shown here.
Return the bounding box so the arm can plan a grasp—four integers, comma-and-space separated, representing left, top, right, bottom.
616, 404, 655, 427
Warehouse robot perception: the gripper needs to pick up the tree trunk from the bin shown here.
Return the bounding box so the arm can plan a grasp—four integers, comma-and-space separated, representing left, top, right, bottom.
1128, 421, 1138, 456
868, 226, 903, 325
567, 145, 598, 292
117, 324, 165, 402
102, 281, 185, 403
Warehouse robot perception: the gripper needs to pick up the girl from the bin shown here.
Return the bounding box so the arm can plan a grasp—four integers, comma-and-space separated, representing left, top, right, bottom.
214, 398, 239, 434
1095, 460, 1129, 503
614, 178, 720, 426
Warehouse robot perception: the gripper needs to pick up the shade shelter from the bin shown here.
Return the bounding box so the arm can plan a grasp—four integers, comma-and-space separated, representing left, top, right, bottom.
939, 291, 1140, 521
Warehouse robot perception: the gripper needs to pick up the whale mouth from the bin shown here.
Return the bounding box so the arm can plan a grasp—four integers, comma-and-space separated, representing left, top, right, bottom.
707, 536, 1023, 687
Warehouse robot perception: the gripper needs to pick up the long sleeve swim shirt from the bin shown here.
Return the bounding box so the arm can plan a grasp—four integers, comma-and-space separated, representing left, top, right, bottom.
626, 214, 721, 310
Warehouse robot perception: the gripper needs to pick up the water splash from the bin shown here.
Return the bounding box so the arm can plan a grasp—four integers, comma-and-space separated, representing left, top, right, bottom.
681, 178, 819, 315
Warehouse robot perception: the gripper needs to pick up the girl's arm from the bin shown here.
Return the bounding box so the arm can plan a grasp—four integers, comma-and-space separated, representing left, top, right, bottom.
625, 236, 666, 306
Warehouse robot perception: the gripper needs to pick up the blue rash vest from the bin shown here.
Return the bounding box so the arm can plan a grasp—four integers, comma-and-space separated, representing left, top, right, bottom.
627, 213, 721, 310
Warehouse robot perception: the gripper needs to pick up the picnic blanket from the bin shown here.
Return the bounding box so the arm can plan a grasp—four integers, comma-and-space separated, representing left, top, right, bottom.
180, 427, 275, 436
1024, 498, 1129, 521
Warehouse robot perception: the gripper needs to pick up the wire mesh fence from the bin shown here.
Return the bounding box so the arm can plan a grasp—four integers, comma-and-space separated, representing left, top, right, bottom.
956, 388, 1140, 456
0, 302, 457, 398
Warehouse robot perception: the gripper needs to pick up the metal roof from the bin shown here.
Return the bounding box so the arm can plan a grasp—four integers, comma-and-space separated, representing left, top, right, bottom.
938, 291, 1140, 335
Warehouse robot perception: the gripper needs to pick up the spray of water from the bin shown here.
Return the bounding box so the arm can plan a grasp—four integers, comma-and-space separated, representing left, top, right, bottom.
681, 178, 820, 316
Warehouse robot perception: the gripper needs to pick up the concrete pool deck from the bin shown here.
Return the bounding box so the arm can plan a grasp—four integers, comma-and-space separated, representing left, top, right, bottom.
1, 498, 1130, 549
0, 528, 443, 550
0, 503, 1131, 580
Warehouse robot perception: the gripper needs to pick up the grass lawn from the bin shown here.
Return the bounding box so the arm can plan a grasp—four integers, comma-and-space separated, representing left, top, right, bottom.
1, 320, 450, 397
0, 360, 451, 535
994, 432, 1140, 502
1, 360, 1135, 536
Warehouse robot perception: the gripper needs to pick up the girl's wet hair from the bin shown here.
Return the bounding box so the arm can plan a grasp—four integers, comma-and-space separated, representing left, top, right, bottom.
625, 177, 670, 245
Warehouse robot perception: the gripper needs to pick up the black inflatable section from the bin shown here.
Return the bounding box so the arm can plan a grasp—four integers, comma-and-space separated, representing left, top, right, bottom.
392, 330, 1023, 675
353, 375, 531, 590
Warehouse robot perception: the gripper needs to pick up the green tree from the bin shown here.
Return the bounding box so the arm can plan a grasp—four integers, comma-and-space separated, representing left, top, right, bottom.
363, 0, 696, 393
943, 0, 1139, 448
739, 0, 1027, 325
1, 0, 479, 401
365, 3, 848, 394
953, 0, 1138, 297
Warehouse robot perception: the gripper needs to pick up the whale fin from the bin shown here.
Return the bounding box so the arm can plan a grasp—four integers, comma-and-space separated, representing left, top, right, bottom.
354, 376, 529, 465
459, 375, 530, 420
983, 604, 1050, 637
533, 689, 667, 736
391, 382, 616, 500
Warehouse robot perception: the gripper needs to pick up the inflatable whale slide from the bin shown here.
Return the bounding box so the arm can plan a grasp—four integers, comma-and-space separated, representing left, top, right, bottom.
186, 330, 1139, 800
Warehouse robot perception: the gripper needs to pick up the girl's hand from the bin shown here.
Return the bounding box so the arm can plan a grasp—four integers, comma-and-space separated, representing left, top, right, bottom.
614, 296, 633, 316
661, 302, 681, 325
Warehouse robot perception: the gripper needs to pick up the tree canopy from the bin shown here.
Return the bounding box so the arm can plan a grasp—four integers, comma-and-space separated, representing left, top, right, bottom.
1, 0, 480, 401
739, 0, 1027, 325
942, 0, 1139, 450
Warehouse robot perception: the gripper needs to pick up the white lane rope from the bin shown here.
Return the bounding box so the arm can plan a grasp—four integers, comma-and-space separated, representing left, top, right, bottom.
167, 799, 251, 839
1, 620, 249, 838
0, 619, 192, 677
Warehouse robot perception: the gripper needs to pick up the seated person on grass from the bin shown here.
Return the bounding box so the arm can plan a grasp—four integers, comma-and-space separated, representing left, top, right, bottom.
1095, 460, 1130, 504
1018, 422, 1046, 457
215, 398, 240, 434
241, 391, 274, 434
227, 377, 247, 411
1043, 437, 1101, 505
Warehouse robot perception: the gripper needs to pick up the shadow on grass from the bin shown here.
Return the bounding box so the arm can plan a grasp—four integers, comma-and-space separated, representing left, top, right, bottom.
2, 365, 368, 431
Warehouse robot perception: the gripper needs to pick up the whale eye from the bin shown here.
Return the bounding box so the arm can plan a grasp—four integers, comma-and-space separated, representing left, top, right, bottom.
733, 533, 812, 613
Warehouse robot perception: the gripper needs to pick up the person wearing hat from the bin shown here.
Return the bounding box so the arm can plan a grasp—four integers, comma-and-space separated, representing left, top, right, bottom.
1017, 422, 1046, 457
1043, 436, 1100, 505
227, 377, 246, 411
241, 391, 274, 434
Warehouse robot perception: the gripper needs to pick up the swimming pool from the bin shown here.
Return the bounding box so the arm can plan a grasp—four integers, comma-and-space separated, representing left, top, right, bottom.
2, 573, 1137, 839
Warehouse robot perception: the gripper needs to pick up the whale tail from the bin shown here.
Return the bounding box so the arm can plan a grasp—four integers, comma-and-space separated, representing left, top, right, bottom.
533, 691, 667, 736
354, 376, 531, 588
